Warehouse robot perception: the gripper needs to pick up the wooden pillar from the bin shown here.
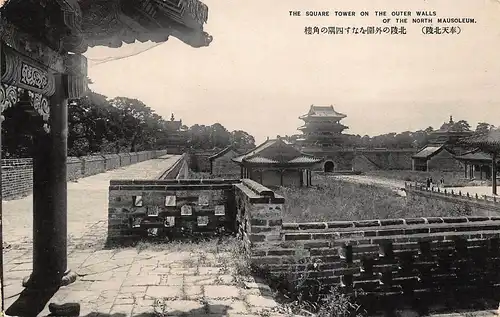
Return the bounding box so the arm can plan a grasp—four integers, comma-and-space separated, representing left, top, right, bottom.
309, 170, 312, 186
493, 153, 497, 195
240, 166, 243, 179
299, 169, 304, 187
280, 169, 284, 186
0, 105, 3, 315
0, 43, 4, 313
25, 74, 74, 289
464, 163, 467, 178
480, 165, 483, 180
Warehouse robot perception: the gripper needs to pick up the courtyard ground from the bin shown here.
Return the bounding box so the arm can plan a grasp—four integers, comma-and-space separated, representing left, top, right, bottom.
331, 174, 406, 189
2, 156, 287, 316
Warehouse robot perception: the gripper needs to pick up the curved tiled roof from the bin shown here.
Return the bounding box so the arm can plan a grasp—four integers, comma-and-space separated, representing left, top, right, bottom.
412, 146, 444, 159
299, 105, 346, 120
459, 129, 500, 152
232, 138, 322, 165
209, 145, 241, 161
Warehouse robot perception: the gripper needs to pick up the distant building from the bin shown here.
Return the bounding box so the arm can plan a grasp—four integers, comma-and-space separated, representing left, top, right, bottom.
411, 116, 473, 172
164, 113, 188, 154
290, 104, 416, 172
209, 145, 241, 178
297, 104, 348, 148
295, 104, 355, 172
455, 149, 499, 180
232, 138, 322, 187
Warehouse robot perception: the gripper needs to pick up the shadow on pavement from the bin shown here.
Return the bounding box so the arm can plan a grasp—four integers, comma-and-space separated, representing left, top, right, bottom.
57, 304, 234, 317
5, 286, 59, 316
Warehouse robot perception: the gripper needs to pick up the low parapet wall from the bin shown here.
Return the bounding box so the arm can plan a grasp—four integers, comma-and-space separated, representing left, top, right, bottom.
2, 150, 170, 200
249, 216, 500, 313
107, 179, 241, 241
157, 153, 189, 180
405, 182, 500, 214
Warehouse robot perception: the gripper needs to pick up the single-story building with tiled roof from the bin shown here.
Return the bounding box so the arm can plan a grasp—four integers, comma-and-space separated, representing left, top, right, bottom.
209, 145, 242, 178
411, 145, 463, 172
455, 149, 500, 180
232, 138, 322, 187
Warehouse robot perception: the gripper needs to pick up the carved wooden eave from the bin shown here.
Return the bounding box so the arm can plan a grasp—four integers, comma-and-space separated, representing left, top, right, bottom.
1, 0, 212, 54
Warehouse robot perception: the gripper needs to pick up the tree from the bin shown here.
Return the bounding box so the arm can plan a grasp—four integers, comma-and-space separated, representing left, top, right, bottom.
109, 97, 161, 152
451, 120, 471, 132
475, 122, 495, 135
231, 130, 255, 150
209, 123, 231, 149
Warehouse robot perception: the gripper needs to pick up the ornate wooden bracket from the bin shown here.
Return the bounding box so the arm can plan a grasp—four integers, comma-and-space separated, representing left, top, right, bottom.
0, 83, 51, 133
1, 43, 56, 97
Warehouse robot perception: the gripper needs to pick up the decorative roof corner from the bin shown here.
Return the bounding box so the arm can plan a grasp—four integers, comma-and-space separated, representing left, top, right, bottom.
1, 0, 213, 54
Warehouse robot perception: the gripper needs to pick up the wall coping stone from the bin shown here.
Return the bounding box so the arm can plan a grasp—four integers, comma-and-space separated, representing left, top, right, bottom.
109, 183, 235, 191
67, 156, 83, 163
102, 154, 121, 158
110, 179, 240, 186
241, 179, 275, 197
235, 181, 285, 204
281, 217, 500, 233
81, 155, 105, 162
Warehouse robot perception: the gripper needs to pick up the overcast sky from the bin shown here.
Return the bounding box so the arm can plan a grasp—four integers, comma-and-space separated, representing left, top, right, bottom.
86, 0, 500, 144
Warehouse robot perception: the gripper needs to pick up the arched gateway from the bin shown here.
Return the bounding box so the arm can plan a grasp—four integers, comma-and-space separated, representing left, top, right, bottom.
0, 1, 212, 315
324, 161, 335, 172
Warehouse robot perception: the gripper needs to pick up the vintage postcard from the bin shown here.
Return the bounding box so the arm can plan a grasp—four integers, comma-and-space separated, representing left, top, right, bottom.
0, 0, 499, 316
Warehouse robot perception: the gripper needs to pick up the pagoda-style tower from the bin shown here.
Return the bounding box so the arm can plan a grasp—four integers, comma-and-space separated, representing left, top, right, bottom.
427, 116, 473, 148
297, 105, 348, 148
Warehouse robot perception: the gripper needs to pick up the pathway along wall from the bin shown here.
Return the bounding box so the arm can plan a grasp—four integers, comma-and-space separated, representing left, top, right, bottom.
1, 150, 168, 200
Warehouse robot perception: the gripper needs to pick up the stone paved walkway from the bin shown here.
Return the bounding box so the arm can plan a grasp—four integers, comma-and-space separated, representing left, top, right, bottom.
2, 156, 291, 317
3, 155, 181, 249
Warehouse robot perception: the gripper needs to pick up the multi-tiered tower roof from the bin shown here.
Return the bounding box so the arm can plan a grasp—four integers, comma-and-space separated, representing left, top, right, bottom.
297, 105, 348, 148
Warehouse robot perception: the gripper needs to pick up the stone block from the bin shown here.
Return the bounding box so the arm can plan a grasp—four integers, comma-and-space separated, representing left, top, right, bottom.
146, 286, 183, 299
207, 299, 249, 314
123, 275, 161, 286
245, 294, 278, 308
204, 285, 240, 299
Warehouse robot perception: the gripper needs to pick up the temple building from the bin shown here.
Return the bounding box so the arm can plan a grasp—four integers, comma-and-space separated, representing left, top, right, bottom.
295, 104, 355, 172
232, 138, 322, 187
411, 116, 473, 172
163, 113, 188, 154
297, 105, 348, 148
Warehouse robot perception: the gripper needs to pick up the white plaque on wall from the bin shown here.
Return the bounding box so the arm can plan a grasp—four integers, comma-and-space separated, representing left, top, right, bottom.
197, 216, 209, 226
181, 205, 193, 216
198, 195, 209, 206
165, 195, 176, 207
215, 205, 225, 216
165, 216, 175, 227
